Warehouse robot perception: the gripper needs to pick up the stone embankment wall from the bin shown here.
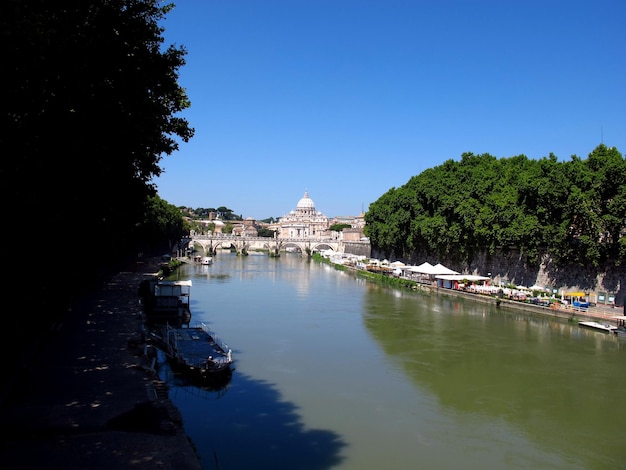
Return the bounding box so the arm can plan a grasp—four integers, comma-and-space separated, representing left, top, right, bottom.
470, 250, 624, 303
342, 241, 371, 258
372, 247, 625, 306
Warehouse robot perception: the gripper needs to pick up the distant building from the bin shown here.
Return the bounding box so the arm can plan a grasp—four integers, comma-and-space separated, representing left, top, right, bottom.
273, 191, 368, 241
342, 227, 365, 241
277, 191, 331, 239
189, 191, 365, 240
232, 217, 258, 237
330, 213, 366, 230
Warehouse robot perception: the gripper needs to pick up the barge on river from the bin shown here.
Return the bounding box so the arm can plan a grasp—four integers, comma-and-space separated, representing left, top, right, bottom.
149, 323, 234, 382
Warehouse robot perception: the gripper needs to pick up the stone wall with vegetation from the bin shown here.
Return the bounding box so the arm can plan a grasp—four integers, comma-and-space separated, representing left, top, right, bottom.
373, 246, 625, 306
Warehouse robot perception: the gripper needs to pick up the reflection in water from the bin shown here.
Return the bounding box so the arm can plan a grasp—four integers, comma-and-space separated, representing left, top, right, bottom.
163, 254, 625, 470
155, 349, 233, 397
363, 286, 626, 469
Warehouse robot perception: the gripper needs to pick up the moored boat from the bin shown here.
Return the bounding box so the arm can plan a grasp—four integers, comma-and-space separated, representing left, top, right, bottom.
578, 321, 618, 333
148, 322, 234, 382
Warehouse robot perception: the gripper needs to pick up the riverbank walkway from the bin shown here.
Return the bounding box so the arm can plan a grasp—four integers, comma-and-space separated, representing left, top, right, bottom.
0, 258, 202, 469
449, 287, 625, 326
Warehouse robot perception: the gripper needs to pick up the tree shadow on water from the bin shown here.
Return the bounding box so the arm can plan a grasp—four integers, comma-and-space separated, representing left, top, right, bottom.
166, 371, 347, 470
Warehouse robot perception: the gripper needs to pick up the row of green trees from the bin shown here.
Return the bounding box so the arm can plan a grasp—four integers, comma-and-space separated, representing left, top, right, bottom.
365, 145, 626, 269
179, 206, 242, 220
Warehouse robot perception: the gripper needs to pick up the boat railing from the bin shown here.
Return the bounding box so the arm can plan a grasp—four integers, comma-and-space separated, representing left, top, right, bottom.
211, 354, 232, 366
200, 322, 232, 356
185, 352, 232, 369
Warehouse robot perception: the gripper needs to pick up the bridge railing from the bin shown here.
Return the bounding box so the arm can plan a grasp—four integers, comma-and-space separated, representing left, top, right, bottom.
189, 234, 339, 243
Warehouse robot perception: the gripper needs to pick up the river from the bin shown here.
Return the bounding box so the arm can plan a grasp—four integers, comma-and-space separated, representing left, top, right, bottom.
160, 252, 625, 470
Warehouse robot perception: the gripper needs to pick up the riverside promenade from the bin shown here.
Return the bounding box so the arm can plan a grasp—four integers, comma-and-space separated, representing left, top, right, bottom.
441, 285, 626, 325
0, 258, 202, 469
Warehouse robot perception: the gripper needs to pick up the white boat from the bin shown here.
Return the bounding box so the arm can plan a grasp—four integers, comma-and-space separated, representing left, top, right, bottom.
201, 256, 213, 265
578, 321, 617, 333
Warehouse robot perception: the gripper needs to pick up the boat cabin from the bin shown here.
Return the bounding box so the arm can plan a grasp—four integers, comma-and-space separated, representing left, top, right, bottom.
139, 279, 192, 317
193, 255, 213, 265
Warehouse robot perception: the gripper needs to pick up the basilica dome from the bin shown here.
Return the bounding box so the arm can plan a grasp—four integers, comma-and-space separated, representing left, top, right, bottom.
277, 190, 329, 240
296, 191, 316, 210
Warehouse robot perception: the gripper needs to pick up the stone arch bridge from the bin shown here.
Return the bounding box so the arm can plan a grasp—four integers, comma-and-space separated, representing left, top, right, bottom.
184, 234, 342, 256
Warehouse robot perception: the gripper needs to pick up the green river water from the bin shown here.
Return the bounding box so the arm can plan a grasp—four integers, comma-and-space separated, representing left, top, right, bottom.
161, 252, 625, 470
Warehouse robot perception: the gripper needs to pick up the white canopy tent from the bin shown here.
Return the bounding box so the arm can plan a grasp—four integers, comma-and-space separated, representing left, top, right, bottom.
529, 284, 550, 292
409, 262, 460, 276
409, 262, 436, 274
432, 263, 459, 275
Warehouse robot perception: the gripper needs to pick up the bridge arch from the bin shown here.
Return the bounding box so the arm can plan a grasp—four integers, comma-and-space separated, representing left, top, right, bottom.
188, 235, 341, 256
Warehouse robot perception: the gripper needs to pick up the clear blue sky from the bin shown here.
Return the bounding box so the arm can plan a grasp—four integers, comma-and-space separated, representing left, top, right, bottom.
155, 0, 625, 220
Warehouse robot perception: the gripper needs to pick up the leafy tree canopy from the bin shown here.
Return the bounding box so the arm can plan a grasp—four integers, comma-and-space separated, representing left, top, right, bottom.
3, 1, 194, 326
180, 206, 242, 220
257, 227, 276, 238
365, 145, 626, 269
330, 223, 352, 231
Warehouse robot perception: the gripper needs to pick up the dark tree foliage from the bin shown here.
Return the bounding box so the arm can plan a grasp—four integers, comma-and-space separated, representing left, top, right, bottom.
215, 206, 241, 220
257, 227, 276, 238
137, 195, 188, 253
329, 223, 352, 231
364, 145, 626, 269
186, 207, 241, 220
2, 1, 193, 331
